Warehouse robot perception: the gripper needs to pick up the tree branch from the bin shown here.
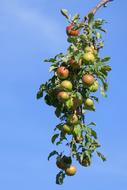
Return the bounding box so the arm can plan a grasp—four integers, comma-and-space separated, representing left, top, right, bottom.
88, 0, 113, 15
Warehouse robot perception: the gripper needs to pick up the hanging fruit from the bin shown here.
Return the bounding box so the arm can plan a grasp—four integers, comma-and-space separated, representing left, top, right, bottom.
37, 0, 113, 185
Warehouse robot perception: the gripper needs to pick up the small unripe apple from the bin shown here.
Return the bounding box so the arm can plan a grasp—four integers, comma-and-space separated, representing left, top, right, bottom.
67, 114, 79, 125
57, 66, 69, 79
84, 98, 94, 108
75, 136, 84, 143
84, 45, 97, 54
57, 91, 70, 101
72, 97, 83, 109
60, 80, 73, 91
83, 52, 95, 63
82, 74, 95, 86
89, 80, 99, 92
69, 59, 81, 69
62, 124, 73, 134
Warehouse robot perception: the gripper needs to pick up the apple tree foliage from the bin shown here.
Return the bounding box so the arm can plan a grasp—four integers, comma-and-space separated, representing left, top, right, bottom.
37, 6, 112, 185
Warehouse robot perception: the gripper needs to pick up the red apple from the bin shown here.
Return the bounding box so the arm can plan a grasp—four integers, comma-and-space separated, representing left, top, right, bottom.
66, 24, 79, 36
82, 74, 95, 86
57, 91, 70, 101
69, 59, 81, 69
57, 66, 69, 79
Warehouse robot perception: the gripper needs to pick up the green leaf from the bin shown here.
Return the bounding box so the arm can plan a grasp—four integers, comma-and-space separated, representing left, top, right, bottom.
73, 125, 81, 136
90, 96, 99, 102
44, 58, 56, 63
55, 107, 62, 118
60, 9, 69, 19
102, 65, 112, 72
90, 128, 97, 139
99, 41, 104, 48
65, 99, 73, 109
101, 57, 111, 62
72, 14, 80, 22
96, 27, 107, 33
92, 140, 101, 148
62, 156, 72, 165
93, 19, 106, 31
51, 134, 59, 144
49, 65, 57, 72
86, 128, 97, 139
56, 131, 67, 145
55, 53, 64, 59
36, 84, 45, 99
74, 92, 82, 100
103, 82, 108, 91
74, 53, 82, 63
87, 13, 94, 24
99, 65, 112, 77
44, 53, 64, 63
56, 171, 66, 185
96, 32, 102, 39
96, 151, 106, 161
100, 86, 107, 97
83, 150, 91, 160
67, 37, 77, 43
87, 122, 96, 127
44, 95, 52, 105
48, 150, 59, 161
55, 104, 64, 118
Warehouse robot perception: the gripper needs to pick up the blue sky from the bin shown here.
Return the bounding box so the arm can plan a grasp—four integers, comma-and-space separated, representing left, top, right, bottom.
0, 0, 127, 189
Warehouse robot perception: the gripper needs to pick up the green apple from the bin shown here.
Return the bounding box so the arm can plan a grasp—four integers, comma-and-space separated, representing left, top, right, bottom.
62, 124, 73, 134
57, 91, 70, 101
89, 80, 99, 92
83, 52, 95, 63
67, 114, 79, 125
60, 80, 73, 91
84, 98, 94, 108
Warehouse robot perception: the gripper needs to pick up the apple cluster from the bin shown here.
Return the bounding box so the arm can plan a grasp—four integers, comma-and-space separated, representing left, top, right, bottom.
37, 11, 111, 184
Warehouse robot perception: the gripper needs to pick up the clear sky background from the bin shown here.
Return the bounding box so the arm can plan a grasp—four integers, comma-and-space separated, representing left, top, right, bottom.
0, 0, 127, 189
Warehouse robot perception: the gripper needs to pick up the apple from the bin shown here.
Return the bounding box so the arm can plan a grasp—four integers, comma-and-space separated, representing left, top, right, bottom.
83, 52, 95, 63
72, 125, 81, 138
60, 80, 73, 91
84, 45, 97, 54
65, 165, 77, 176
67, 114, 79, 125
82, 74, 95, 86
69, 59, 81, 69
75, 136, 84, 143
72, 96, 82, 109
57, 91, 70, 101
84, 98, 94, 108
62, 124, 73, 134
57, 66, 69, 79
89, 80, 99, 92
66, 24, 79, 36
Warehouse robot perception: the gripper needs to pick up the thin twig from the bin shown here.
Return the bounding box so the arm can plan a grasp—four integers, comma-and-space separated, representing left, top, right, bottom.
88, 0, 113, 15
